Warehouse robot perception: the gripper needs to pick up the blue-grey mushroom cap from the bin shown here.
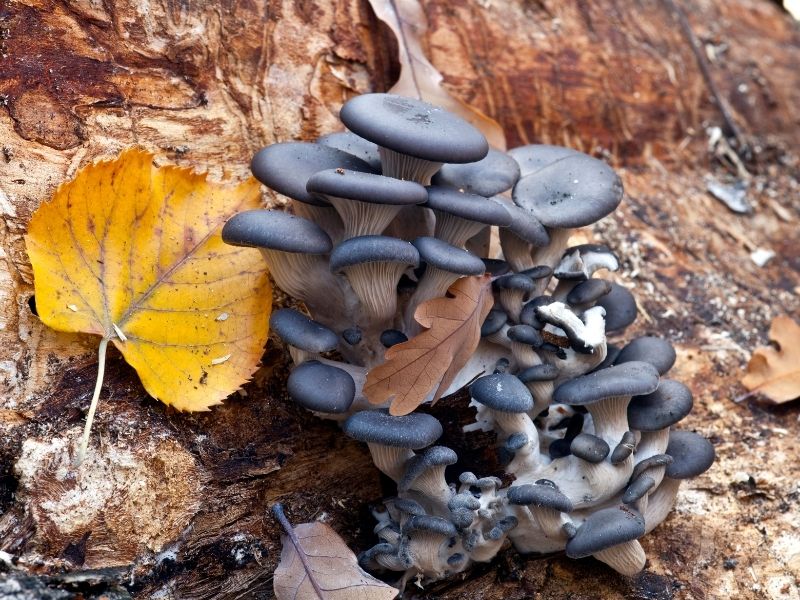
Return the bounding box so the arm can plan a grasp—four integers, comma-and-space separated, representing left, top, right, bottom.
343, 409, 442, 449
449, 493, 481, 512
500, 202, 551, 246
553, 361, 660, 406
622, 475, 655, 505
592, 343, 622, 373
329, 235, 419, 271
570, 433, 610, 463
615, 336, 677, 375
317, 131, 382, 171
469, 373, 533, 412
380, 329, 408, 348
399, 446, 458, 492
565, 506, 645, 558
481, 309, 508, 337
517, 363, 560, 383
481, 258, 511, 277
595, 282, 638, 332
628, 379, 693, 431
631, 454, 673, 482
425, 186, 513, 226
512, 153, 624, 229
520, 265, 554, 280
665, 430, 715, 479
307, 168, 427, 205
222, 210, 332, 254
507, 144, 582, 178
609, 430, 637, 464
507, 483, 573, 513
412, 237, 486, 275
251, 142, 375, 205
342, 327, 362, 345
495, 273, 535, 293
390, 497, 426, 516
567, 279, 612, 306
403, 515, 458, 537
431, 149, 521, 196
520, 295, 555, 329
507, 324, 543, 346
270, 308, 339, 352
287, 360, 355, 414
340, 93, 489, 164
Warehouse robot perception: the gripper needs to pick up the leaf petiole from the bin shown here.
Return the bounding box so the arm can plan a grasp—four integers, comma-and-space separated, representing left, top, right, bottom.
74, 337, 110, 466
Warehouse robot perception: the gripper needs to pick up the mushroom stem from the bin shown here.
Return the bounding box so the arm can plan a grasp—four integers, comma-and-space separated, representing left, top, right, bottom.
367, 443, 415, 482
509, 341, 543, 370
379, 147, 442, 185
341, 262, 409, 325
499, 227, 537, 272
260, 249, 344, 312
587, 396, 632, 447
593, 540, 647, 576
291, 202, 344, 243
643, 476, 682, 534
327, 196, 404, 239
433, 212, 487, 248
531, 227, 572, 271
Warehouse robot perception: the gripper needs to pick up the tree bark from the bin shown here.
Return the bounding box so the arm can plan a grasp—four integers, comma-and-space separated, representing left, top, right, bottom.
1, 0, 799, 598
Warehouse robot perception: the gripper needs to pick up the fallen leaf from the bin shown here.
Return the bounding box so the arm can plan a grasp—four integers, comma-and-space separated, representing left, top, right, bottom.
26, 148, 271, 413
365, 274, 494, 415
741, 315, 800, 403
272, 504, 398, 600
367, 0, 506, 150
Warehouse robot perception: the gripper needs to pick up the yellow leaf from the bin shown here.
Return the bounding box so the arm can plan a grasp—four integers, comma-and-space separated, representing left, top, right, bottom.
367, 0, 507, 150
741, 315, 800, 404
364, 274, 494, 416
25, 148, 271, 412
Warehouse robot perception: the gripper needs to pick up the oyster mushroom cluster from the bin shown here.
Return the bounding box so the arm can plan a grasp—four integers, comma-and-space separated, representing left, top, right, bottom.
221, 93, 714, 586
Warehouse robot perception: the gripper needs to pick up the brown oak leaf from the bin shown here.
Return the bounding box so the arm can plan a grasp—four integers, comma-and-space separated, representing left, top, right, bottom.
741, 315, 800, 403
365, 274, 494, 416
272, 504, 397, 600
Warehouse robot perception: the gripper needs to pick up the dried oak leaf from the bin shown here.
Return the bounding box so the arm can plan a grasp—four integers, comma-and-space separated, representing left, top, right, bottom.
367, 0, 506, 150
25, 148, 271, 411
273, 505, 397, 600
365, 274, 494, 416
741, 315, 800, 403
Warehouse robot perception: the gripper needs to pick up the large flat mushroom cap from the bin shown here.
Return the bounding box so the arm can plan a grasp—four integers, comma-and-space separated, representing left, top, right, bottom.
412, 237, 486, 275
469, 373, 534, 412
269, 308, 339, 352
501, 202, 551, 246
615, 336, 677, 375
507, 144, 582, 178
628, 379, 693, 431
222, 210, 332, 254
287, 360, 355, 414
665, 430, 715, 479
343, 409, 443, 448
512, 153, 623, 228
431, 149, 521, 196
251, 142, 375, 205
425, 186, 513, 226
329, 235, 420, 271
553, 361, 660, 406
340, 93, 489, 163
317, 131, 382, 171
565, 505, 645, 558
595, 282, 638, 332
307, 169, 427, 205
507, 481, 573, 513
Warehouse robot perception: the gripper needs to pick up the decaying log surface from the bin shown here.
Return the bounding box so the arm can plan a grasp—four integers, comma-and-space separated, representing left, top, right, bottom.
1, 0, 799, 598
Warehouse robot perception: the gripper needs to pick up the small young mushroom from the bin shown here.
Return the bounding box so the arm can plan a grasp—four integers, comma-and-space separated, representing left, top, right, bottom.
495, 274, 535, 322
399, 445, 458, 507
343, 409, 443, 482
380, 329, 408, 348
552, 244, 620, 301
306, 168, 427, 239
566, 505, 647, 576
644, 430, 715, 534
615, 336, 677, 375
506, 324, 545, 370
269, 308, 339, 365
287, 360, 355, 417
507, 479, 574, 550
628, 379, 693, 469
401, 515, 459, 579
